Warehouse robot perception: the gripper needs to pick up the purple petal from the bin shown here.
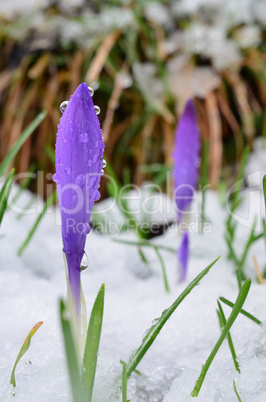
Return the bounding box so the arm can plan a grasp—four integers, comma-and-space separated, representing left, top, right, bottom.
178, 231, 189, 281
173, 100, 200, 222
54, 83, 104, 311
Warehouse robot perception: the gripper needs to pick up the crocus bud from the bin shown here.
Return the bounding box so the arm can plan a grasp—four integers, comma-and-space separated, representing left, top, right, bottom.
173, 100, 200, 222
53, 83, 104, 313
178, 231, 189, 281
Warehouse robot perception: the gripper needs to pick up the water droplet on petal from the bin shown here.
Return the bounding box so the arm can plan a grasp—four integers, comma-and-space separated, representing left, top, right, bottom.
84, 223, 91, 235
79, 132, 88, 143
101, 169, 104, 176
95, 141, 99, 148
60, 101, 69, 113
67, 250, 73, 258
94, 190, 101, 201
52, 173, 59, 183
57, 159, 63, 167
196, 157, 201, 168
80, 252, 89, 271
88, 86, 94, 96
102, 159, 107, 168
87, 159, 93, 167
65, 234, 71, 242
93, 154, 99, 163
89, 176, 97, 188
94, 105, 101, 115
65, 167, 71, 175
75, 173, 86, 187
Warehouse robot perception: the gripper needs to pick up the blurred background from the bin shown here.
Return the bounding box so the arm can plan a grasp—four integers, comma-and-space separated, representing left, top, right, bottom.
0, 0, 265, 200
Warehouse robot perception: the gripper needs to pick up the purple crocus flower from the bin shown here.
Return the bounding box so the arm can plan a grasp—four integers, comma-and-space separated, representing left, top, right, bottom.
173, 100, 200, 222
53, 83, 104, 313
178, 231, 189, 281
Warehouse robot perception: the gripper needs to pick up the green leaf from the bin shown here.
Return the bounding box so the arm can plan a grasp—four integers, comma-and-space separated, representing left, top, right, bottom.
44, 145, 55, 164
138, 246, 150, 265
233, 379, 242, 402
82, 284, 105, 401
0, 169, 15, 225
60, 299, 86, 402
154, 247, 170, 293
191, 279, 251, 397
126, 256, 220, 378
0, 111, 46, 177
217, 301, 240, 373
122, 361, 128, 402
113, 238, 176, 254
219, 296, 262, 325
263, 175, 266, 213
18, 190, 57, 256
10, 321, 43, 387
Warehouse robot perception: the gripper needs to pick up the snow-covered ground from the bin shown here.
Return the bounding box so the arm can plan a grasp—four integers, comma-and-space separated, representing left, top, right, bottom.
1, 160, 266, 401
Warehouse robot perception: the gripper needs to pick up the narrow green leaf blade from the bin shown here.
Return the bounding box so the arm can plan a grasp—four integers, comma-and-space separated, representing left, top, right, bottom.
10, 321, 43, 387
154, 247, 170, 293
217, 301, 240, 373
126, 256, 220, 378
233, 379, 242, 402
262, 175, 266, 212
122, 361, 128, 402
82, 284, 105, 401
18, 190, 57, 256
191, 279, 251, 397
219, 296, 262, 325
113, 238, 176, 254
60, 299, 86, 402
0, 111, 46, 176
0, 169, 15, 225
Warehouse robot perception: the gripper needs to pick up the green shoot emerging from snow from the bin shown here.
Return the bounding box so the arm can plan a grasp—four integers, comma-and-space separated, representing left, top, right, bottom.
10, 321, 43, 388
191, 279, 251, 397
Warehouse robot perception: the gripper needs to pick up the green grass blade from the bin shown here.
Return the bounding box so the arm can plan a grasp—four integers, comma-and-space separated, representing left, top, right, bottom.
233, 379, 242, 402
0, 111, 46, 177
82, 284, 105, 401
138, 247, 149, 265
0, 169, 15, 225
11, 164, 36, 206
232, 146, 249, 208
122, 361, 128, 402
126, 256, 220, 378
60, 299, 86, 402
138, 164, 172, 174
191, 279, 251, 397
113, 238, 176, 254
18, 190, 57, 256
154, 247, 170, 293
10, 321, 43, 387
16, 196, 36, 221
217, 301, 240, 373
262, 175, 266, 212
44, 145, 55, 164
219, 297, 262, 325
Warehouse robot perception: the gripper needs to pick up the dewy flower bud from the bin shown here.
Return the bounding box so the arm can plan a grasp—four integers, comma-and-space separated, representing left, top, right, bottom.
53, 83, 104, 312
173, 100, 200, 222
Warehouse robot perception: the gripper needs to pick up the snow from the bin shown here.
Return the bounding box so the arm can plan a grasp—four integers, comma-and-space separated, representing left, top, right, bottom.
1, 165, 266, 401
